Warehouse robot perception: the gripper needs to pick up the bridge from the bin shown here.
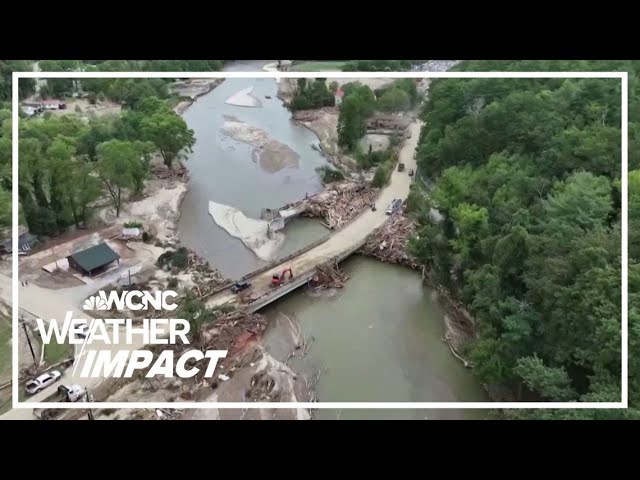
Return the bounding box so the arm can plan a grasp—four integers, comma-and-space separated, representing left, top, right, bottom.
206, 121, 422, 312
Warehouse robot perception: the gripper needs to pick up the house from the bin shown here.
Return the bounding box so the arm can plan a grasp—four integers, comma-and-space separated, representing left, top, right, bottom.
67, 242, 120, 278
1, 233, 39, 255
334, 87, 345, 106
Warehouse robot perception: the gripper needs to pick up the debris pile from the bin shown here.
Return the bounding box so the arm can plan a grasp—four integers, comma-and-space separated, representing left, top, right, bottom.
292, 108, 336, 123
302, 181, 378, 229
311, 261, 349, 289
359, 214, 420, 269
201, 310, 267, 355
185, 249, 230, 297
151, 163, 188, 179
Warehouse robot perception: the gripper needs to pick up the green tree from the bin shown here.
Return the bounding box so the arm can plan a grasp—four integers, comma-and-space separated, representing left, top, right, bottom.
377, 87, 411, 112
140, 111, 195, 169
96, 140, 140, 217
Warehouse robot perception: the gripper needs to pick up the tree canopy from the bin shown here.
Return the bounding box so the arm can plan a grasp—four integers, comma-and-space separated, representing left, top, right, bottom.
408, 60, 635, 418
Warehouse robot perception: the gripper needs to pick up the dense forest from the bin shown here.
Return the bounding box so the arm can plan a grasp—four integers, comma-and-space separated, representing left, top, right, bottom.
407, 60, 636, 418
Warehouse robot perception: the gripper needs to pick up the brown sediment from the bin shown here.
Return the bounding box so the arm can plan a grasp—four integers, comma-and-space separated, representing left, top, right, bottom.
221, 118, 300, 173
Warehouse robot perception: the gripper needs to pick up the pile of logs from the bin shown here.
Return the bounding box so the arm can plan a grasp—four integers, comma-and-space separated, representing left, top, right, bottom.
153, 163, 188, 180
303, 184, 378, 230
359, 214, 420, 269
185, 249, 231, 298
202, 310, 267, 354
292, 107, 336, 122
312, 261, 349, 289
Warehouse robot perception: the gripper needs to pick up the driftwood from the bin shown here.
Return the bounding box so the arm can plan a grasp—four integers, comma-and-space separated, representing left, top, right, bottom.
359, 214, 420, 269
442, 336, 473, 369
301, 183, 377, 230
312, 261, 349, 289
152, 163, 188, 180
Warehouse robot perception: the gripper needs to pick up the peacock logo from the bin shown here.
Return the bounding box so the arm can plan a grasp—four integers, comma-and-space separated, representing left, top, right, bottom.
83, 295, 108, 311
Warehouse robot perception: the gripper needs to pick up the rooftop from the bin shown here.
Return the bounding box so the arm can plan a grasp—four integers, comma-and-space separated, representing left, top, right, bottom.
68, 242, 120, 272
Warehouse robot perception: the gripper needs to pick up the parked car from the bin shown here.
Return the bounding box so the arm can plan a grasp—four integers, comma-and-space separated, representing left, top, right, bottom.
386, 199, 398, 215
25, 370, 62, 395
231, 280, 251, 294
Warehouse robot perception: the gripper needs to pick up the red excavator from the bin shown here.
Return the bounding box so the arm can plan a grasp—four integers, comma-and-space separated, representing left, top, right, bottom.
271, 268, 294, 287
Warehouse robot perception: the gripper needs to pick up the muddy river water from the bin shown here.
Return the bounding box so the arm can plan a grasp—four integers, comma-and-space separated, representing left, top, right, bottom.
178, 64, 489, 418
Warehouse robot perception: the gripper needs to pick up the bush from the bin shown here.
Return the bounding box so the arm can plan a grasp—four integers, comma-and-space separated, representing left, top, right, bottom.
124, 221, 143, 228
142, 231, 151, 242
156, 247, 189, 271
405, 183, 431, 215
356, 149, 392, 169
372, 160, 394, 188
167, 277, 178, 288
88, 92, 97, 105
317, 165, 345, 183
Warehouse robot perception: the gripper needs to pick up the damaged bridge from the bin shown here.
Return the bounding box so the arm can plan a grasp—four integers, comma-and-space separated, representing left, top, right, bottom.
205, 121, 422, 313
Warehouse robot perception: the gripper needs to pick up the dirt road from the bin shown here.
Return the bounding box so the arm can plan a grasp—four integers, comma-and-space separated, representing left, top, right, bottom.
0, 274, 158, 420
207, 121, 422, 309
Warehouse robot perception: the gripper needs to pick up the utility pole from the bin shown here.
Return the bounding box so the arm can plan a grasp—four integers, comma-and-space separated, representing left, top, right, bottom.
85, 388, 94, 420
20, 318, 37, 368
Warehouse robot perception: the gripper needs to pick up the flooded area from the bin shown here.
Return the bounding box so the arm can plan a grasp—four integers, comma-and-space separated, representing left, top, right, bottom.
178, 77, 329, 279
262, 256, 489, 420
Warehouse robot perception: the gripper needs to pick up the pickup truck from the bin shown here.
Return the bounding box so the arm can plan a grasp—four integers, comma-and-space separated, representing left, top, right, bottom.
25, 370, 61, 395
33, 384, 87, 420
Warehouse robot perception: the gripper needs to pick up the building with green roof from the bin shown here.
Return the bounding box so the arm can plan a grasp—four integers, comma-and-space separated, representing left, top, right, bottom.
67, 242, 120, 277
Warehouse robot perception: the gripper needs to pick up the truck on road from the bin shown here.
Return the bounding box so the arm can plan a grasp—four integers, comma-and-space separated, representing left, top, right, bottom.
33, 384, 88, 420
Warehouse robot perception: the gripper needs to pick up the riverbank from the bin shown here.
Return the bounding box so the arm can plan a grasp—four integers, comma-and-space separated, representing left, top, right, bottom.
171, 79, 225, 115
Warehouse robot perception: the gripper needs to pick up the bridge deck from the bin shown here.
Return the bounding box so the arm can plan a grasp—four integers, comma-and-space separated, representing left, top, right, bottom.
206, 121, 421, 312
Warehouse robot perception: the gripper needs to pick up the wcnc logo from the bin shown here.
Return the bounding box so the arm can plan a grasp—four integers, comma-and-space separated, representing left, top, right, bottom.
83, 290, 178, 312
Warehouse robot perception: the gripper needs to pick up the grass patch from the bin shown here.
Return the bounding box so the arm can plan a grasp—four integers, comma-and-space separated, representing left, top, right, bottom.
0, 319, 11, 382
44, 339, 71, 365
290, 61, 347, 72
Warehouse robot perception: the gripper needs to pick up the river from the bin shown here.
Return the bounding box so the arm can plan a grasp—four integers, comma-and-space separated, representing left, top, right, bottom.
178, 63, 488, 418
177, 76, 329, 279
262, 256, 489, 419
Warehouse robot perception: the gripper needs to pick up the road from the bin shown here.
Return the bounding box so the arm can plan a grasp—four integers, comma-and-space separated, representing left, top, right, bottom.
206, 121, 422, 311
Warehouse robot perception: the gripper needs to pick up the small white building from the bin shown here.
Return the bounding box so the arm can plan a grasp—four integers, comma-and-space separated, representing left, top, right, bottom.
42, 99, 66, 110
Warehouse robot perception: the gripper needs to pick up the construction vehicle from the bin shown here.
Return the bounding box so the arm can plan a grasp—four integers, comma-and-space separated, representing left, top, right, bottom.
271, 268, 294, 287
